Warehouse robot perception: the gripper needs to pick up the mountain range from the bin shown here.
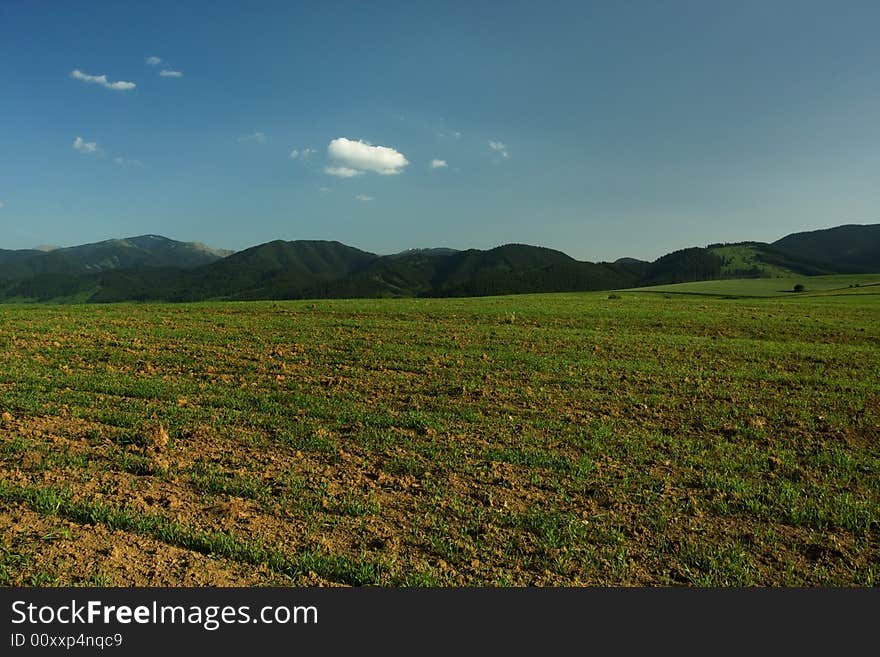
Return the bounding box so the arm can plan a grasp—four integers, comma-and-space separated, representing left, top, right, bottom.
0, 224, 877, 303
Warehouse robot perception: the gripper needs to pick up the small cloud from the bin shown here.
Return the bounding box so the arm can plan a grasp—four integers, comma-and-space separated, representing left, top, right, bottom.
488, 140, 510, 159
318, 187, 332, 195
238, 132, 267, 144
0, 201, 5, 209
430, 159, 448, 169
324, 166, 363, 178
159, 69, 183, 78
72, 136, 99, 154
70, 69, 136, 91
355, 194, 374, 202
113, 157, 142, 167
289, 148, 316, 160
145, 56, 162, 65
326, 137, 409, 176
438, 130, 462, 139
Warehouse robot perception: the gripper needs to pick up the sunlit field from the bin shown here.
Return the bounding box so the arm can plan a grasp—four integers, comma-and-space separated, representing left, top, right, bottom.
1, 287, 877, 585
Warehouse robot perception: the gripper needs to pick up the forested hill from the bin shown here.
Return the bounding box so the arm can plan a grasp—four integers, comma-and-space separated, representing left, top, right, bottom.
772, 224, 880, 273
0, 223, 876, 303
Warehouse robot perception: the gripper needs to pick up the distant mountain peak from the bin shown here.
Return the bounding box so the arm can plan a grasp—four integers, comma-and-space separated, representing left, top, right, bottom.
390, 247, 460, 258
0, 234, 234, 282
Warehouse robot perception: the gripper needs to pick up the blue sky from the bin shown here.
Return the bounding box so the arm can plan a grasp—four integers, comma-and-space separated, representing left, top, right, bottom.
1, 1, 879, 260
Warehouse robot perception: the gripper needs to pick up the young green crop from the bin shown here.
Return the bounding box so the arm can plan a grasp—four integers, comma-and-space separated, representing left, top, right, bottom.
0, 286, 877, 585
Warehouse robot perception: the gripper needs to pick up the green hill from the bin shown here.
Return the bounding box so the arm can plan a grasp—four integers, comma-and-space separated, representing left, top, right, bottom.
642, 247, 723, 285
16, 241, 637, 303
294, 244, 638, 299
430, 259, 637, 297
772, 224, 880, 273
706, 242, 839, 277
91, 240, 379, 302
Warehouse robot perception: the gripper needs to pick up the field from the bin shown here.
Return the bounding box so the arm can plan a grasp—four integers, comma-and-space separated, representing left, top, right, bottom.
1, 282, 878, 586
629, 273, 880, 297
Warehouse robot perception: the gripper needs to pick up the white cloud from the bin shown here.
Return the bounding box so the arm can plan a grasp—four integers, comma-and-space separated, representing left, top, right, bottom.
113, 157, 142, 167
145, 56, 162, 65
326, 137, 409, 176
70, 69, 136, 91
488, 140, 510, 159
0, 201, 5, 209
355, 194, 374, 202
430, 159, 448, 169
323, 166, 363, 178
238, 132, 267, 144
159, 69, 183, 78
289, 148, 316, 160
107, 80, 136, 90
72, 136, 99, 154
318, 187, 331, 195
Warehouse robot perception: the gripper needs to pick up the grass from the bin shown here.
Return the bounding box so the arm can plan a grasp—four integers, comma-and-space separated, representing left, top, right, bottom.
627, 272, 880, 297
0, 286, 877, 586
709, 244, 794, 278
